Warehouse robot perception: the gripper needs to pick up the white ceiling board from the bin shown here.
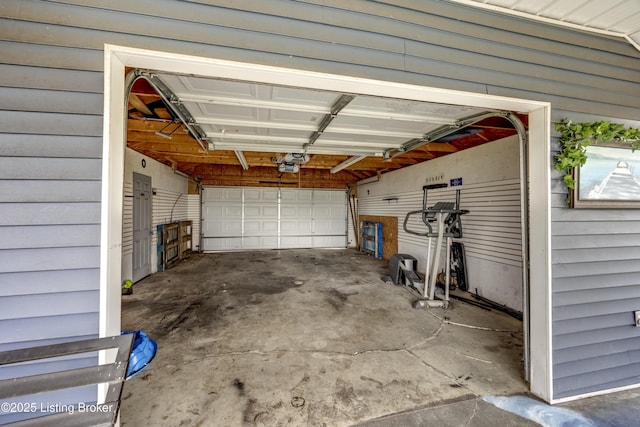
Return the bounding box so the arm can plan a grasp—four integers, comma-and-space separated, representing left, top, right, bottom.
452, 0, 640, 50
155, 72, 495, 157
342, 95, 486, 123
326, 115, 435, 137
315, 132, 407, 147
189, 103, 320, 131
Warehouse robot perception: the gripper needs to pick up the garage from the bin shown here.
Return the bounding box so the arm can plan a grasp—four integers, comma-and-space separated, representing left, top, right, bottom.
121, 58, 536, 311
106, 44, 550, 423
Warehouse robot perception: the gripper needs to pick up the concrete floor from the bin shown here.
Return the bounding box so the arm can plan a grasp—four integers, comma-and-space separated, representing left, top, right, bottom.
120, 248, 530, 426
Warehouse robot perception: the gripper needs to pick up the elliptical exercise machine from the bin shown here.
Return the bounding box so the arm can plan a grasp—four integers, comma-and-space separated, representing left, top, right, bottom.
401, 183, 468, 309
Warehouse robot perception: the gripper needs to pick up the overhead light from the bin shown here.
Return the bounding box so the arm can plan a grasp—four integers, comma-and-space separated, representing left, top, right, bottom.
330, 155, 368, 174
273, 153, 310, 164
278, 163, 299, 173
284, 153, 310, 164
234, 150, 249, 170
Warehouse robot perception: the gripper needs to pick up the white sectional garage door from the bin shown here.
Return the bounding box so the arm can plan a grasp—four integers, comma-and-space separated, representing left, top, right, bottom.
202, 187, 346, 251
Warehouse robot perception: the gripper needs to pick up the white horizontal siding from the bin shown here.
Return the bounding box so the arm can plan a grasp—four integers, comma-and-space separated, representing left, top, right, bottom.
151, 188, 190, 257
0, 269, 99, 297
122, 180, 134, 258
153, 189, 189, 227
359, 180, 523, 268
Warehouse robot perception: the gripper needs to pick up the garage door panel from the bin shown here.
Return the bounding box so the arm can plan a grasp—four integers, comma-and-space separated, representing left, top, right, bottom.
244, 236, 278, 249
262, 188, 279, 201
245, 188, 278, 202
313, 205, 346, 217
313, 190, 344, 203
313, 235, 345, 248
244, 188, 262, 201
203, 187, 242, 202
281, 205, 312, 218
281, 189, 312, 202
202, 220, 241, 236
203, 237, 242, 251
202, 205, 241, 218
280, 205, 297, 217
244, 205, 278, 218
202, 187, 346, 251
312, 190, 332, 202
280, 219, 312, 235
312, 206, 331, 218
314, 220, 344, 235
281, 236, 313, 248
244, 219, 278, 235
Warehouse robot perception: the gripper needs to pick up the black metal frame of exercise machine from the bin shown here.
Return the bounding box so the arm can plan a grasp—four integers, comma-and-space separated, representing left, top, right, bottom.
402, 183, 468, 308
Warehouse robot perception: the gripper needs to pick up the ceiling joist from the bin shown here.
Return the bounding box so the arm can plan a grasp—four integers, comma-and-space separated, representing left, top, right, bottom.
126, 72, 524, 189
305, 94, 355, 149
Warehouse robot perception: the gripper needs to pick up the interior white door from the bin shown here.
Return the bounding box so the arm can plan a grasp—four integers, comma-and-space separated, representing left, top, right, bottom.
132, 172, 152, 282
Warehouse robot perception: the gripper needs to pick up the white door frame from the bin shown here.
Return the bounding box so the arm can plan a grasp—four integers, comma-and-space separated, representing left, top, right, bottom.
101, 44, 552, 401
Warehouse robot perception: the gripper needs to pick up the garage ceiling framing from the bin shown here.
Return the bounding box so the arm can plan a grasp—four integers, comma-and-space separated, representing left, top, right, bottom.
126, 69, 527, 188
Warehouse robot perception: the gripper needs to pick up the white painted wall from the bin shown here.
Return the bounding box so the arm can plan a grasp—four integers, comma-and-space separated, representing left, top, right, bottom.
358, 135, 524, 310
122, 148, 193, 282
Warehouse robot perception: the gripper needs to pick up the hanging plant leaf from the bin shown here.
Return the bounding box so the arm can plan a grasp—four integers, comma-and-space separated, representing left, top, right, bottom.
554, 119, 640, 194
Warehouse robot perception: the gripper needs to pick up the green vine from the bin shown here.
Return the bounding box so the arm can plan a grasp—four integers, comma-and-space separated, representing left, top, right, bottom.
554, 118, 640, 190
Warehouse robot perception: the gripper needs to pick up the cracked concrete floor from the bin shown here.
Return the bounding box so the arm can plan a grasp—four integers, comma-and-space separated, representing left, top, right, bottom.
120, 249, 528, 426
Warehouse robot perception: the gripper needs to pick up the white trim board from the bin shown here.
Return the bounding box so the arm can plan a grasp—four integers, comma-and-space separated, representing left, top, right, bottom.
101, 44, 553, 401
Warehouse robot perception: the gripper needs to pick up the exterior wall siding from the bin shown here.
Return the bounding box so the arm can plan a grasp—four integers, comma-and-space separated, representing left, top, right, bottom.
550, 113, 640, 400
0, 63, 103, 422
0, 0, 639, 403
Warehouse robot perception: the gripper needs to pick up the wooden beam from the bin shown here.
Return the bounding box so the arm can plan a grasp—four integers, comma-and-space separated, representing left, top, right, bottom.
128, 94, 153, 116
128, 119, 184, 132
423, 142, 458, 152
153, 107, 173, 120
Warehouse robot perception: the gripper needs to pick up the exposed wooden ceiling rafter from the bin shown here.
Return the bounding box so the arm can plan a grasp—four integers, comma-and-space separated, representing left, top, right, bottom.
126, 74, 527, 189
